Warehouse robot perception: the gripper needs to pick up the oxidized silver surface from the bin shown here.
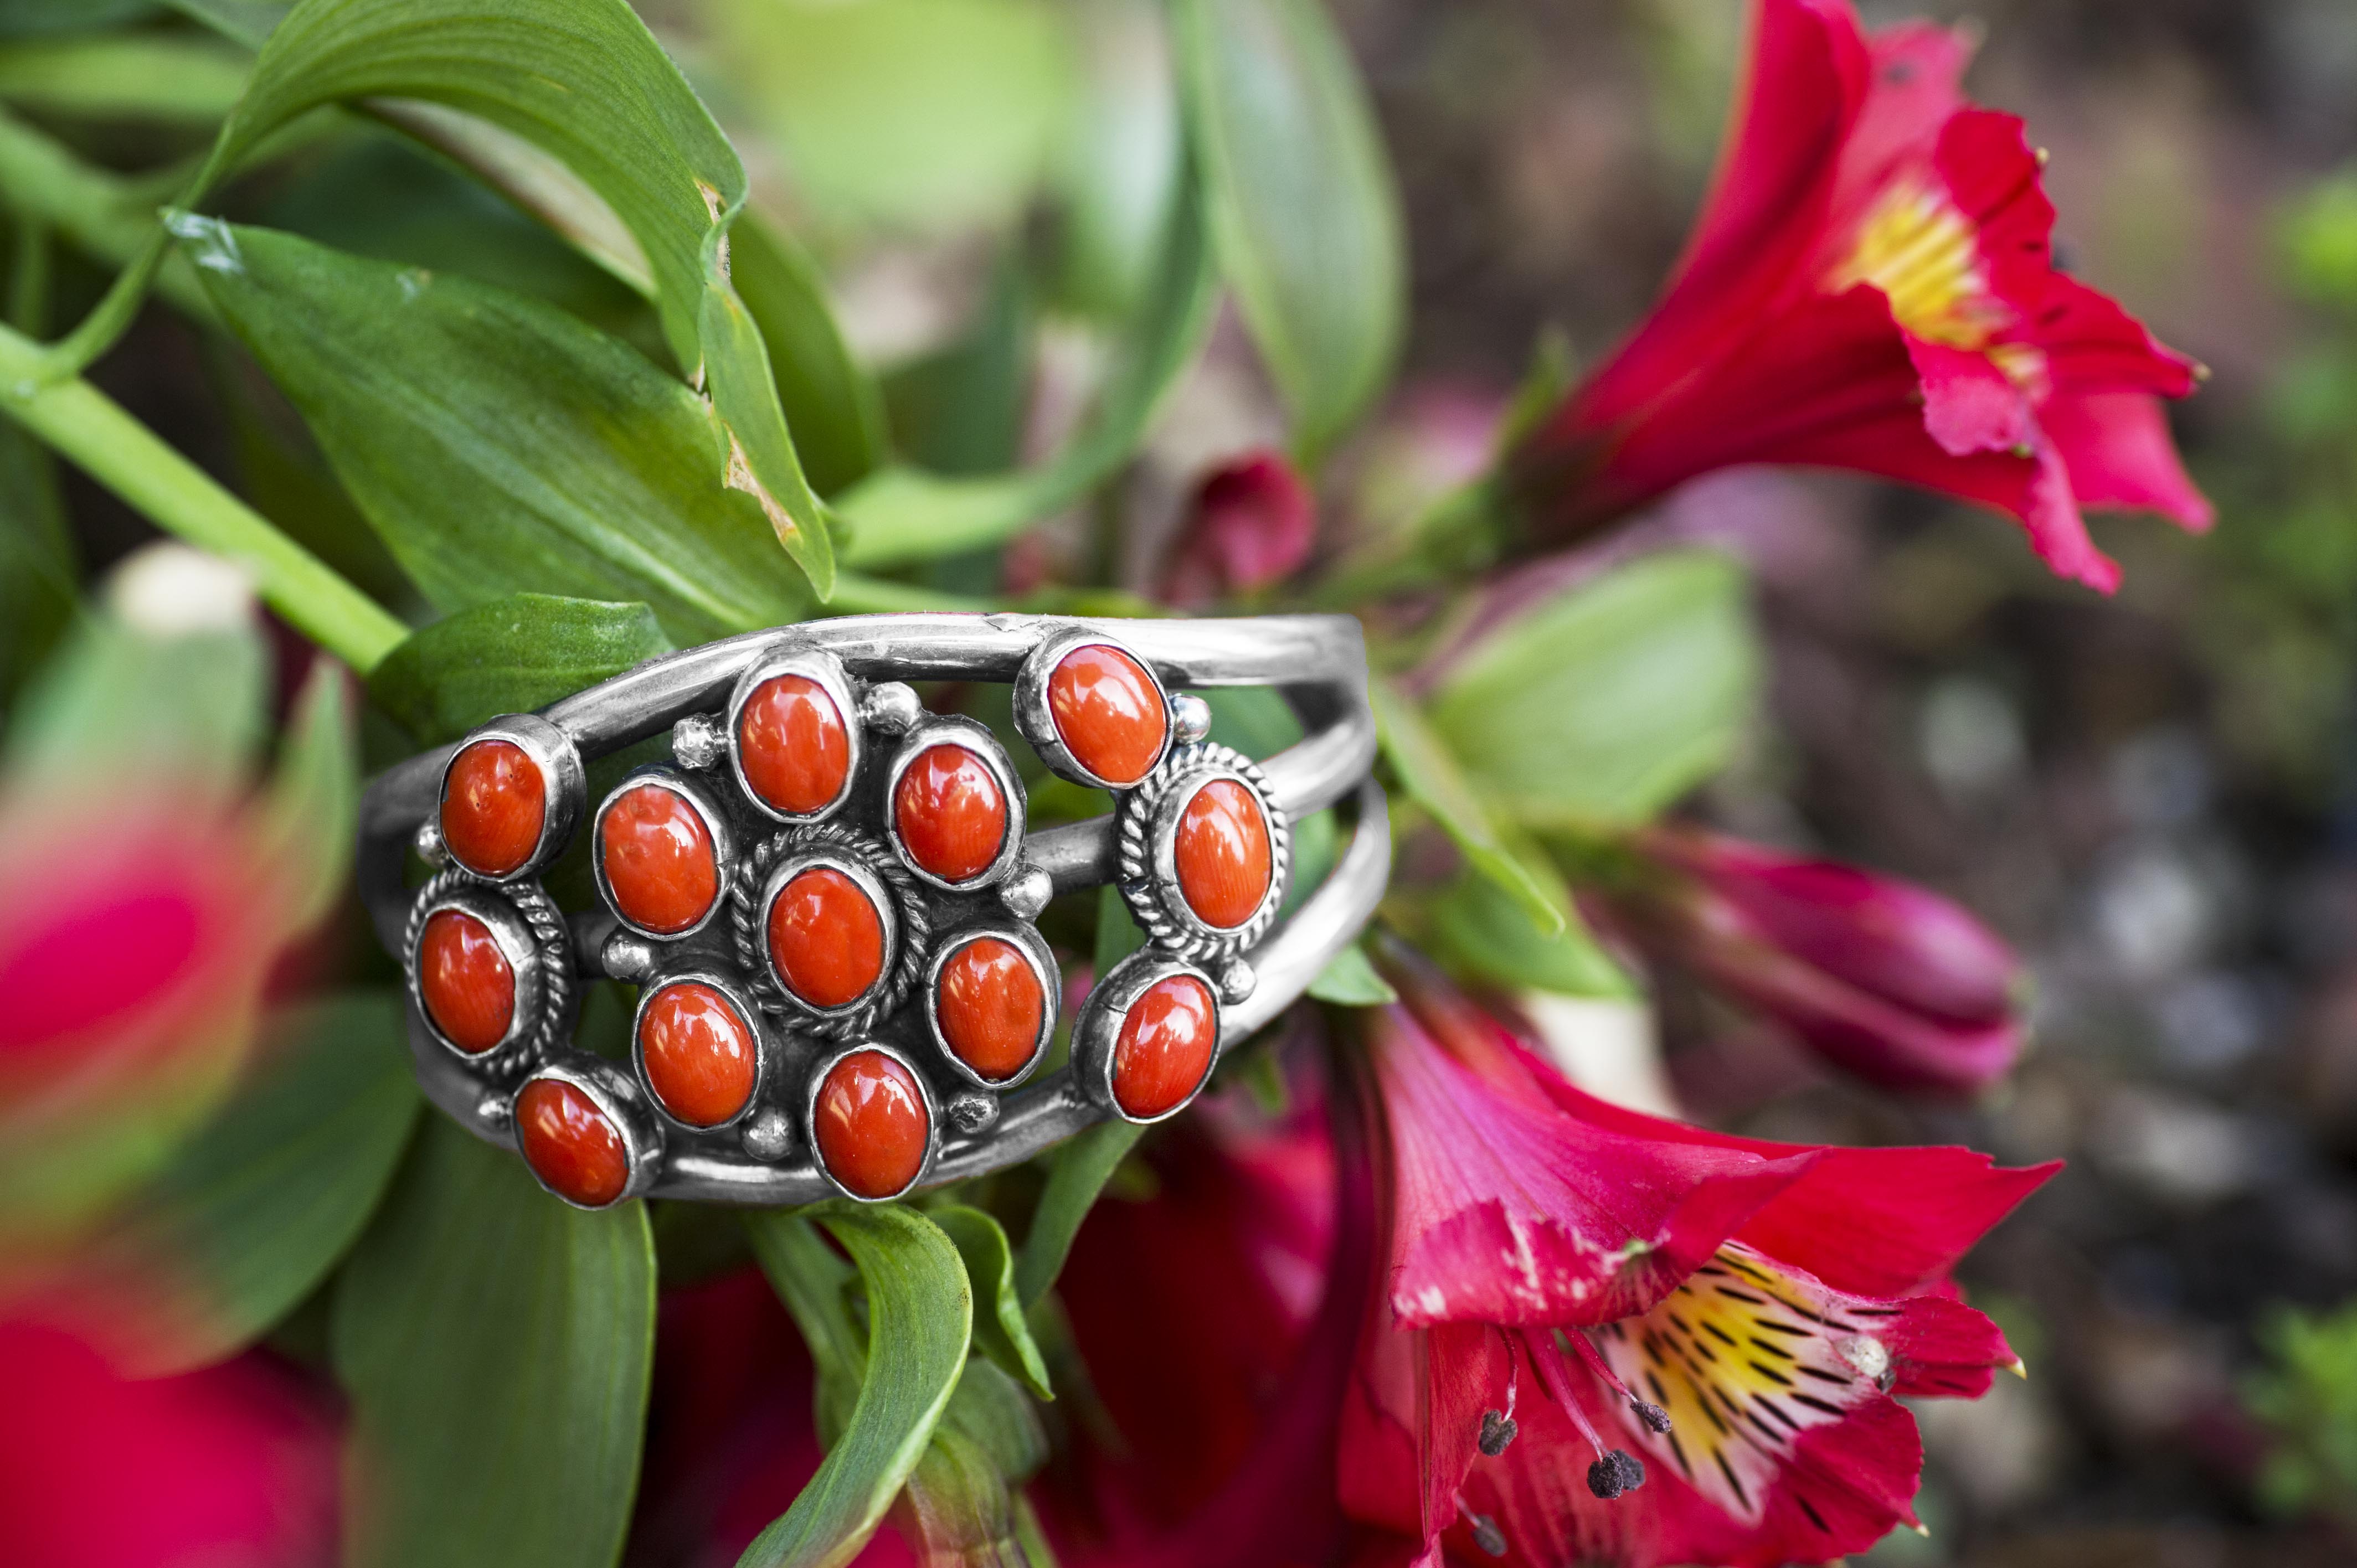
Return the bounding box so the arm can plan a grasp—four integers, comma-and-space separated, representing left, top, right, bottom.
359, 612, 1388, 1208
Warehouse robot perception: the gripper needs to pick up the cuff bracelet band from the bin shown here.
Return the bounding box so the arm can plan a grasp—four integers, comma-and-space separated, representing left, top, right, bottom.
356, 612, 1388, 1209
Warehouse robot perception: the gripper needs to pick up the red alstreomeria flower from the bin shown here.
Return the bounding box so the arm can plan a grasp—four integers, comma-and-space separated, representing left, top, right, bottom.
1510, 0, 2209, 592
1342, 940, 2055, 1567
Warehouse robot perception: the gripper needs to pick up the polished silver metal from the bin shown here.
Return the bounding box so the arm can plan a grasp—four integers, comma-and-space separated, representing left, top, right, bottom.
805, 1042, 940, 1203
923, 922, 1061, 1091
882, 716, 1028, 891
671, 713, 726, 770
1072, 950, 1222, 1124
630, 971, 770, 1132
435, 713, 582, 881
516, 1056, 661, 1210
727, 646, 862, 822
591, 767, 734, 940
1013, 627, 1174, 790
361, 613, 1385, 1206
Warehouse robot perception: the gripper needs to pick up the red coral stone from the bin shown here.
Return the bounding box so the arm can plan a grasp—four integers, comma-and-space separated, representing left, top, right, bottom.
936, 937, 1045, 1082
1174, 778, 1273, 929
516, 1078, 630, 1208
1111, 973, 1217, 1120
441, 739, 545, 877
738, 674, 851, 816
599, 784, 718, 935
891, 744, 1006, 884
1047, 644, 1167, 786
812, 1049, 929, 1199
765, 866, 886, 1009
638, 981, 756, 1127
418, 907, 513, 1053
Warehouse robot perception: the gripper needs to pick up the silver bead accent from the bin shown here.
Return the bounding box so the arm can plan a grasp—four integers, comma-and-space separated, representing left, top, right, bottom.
860, 680, 924, 735
997, 864, 1054, 921
1218, 959, 1257, 1004
601, 931, 656, 983
1172, 693, 1213, 744
413, 817, 450, 868
946, 1091, 999, 1134
475, 1092, 513, 1131
740, 1108, 795, 1162
671, 712, 726, 770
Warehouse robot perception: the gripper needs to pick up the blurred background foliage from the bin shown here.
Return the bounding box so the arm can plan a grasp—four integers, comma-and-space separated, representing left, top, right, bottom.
5, 0, 2357, 1562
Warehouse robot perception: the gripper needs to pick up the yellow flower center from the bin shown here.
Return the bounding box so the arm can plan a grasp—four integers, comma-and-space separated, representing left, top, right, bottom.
1826, 179, 2012, 351
1593, 1245, 1889, 1525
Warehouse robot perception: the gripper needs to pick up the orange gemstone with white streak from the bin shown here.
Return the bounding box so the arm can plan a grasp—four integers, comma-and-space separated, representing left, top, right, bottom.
1174, 778, 1272, 929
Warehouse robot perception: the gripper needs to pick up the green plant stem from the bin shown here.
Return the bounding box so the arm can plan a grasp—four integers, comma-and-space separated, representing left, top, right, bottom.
827, 571, 997, 614
0, 321, 408, 671
0, 107, 213, 324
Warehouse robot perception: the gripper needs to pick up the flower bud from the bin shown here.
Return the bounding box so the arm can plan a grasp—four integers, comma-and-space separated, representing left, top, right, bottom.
1161, 450, 1316, 606
1596, 826, 2026, 1094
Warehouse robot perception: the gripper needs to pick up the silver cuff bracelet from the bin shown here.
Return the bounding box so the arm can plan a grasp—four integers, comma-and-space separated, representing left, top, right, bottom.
356, 612, 1389, 1209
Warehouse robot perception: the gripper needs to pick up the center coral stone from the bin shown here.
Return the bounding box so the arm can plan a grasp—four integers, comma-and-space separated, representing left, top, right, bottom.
892, 744, 1007, 884
1047, 644, 1167, 785
812, 1049, 929, 1200
441, 738, 545, 877
516, 1077, 630, 1208
599, 783, 718, 935
765, 866, 887, 1009
1173, 778, 1273, 929
738, 673, 851, 816
935, 936, 1046, 1082
418, 907, 514, 1053
638, 981, 756, 1127
1111, 973, 1217, 1120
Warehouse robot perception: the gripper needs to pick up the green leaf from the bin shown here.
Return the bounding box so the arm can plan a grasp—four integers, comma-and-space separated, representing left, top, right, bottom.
1013, 1118, 1144, 1310
369, 594, 674, 745
837, 167, 1216, 568
1368, 673, 1565, 936
731, 215, 887, 498
258, 657, 359, 933
0, 411, 75, 709
1426, 551, 1759, 826
1175, 0, 1403, 463
89, 992, 419, 1375
897, 1359, 1052, 1566
931, 1205, 1052, 1400
332, 1117, 655, 1568
0, 34, 250, 122
164, 0, 290, 47
158, 0, 834, 595
1308, 941, 1397, 1006
740, 1203, 972, 1568
1427, 867, 1635, 999
4, 610, 267, 807
1045, 0, 1182, 320
701, 0, 1077, 237
182, 221, 812, 643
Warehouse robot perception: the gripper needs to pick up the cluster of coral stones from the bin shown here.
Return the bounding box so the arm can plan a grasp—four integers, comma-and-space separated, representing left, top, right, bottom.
410, 638, 1284, 1209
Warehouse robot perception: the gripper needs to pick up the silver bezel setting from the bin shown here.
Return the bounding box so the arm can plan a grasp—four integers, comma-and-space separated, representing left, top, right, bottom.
1072, 949, 1223, 1125
1013, 627, 1175, 790
434, 713, 584, 882
590, 766, 735, 940
883, 717, 1027, 891
403, 872, 570, 1064
923, 922, 1062, 1091
724, 646, 862, 823
513, 1055, 661, 1210
1116, 742, 1292, 962
804, 1041, 942, 1203
630, 969, 771, 1132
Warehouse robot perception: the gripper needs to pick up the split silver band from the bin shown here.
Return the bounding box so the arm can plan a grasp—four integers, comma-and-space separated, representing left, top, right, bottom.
357, 612, 1388, 1208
